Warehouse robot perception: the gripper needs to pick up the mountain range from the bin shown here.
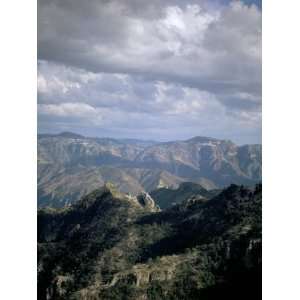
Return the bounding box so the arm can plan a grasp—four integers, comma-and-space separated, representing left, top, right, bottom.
38, 132, 261, 207
38, 183, 262, 300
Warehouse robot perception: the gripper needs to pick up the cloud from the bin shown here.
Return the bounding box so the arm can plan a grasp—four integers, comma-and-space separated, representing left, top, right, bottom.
38, 60, 260, 143
37, 61, 224, 116
38, 102, 103, 128
38, 102, 98, 117
37, 0, 261, 144
38, 0, 261, 94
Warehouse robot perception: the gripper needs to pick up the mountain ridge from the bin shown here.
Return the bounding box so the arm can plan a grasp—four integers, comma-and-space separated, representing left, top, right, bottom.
38, 131, 261, 146
38, 183, 261, 300
38, 132, 261, 207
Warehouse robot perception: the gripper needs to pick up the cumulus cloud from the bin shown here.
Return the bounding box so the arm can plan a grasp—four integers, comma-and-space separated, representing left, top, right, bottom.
38, 0, 261, 94
37, 0, 261, 144
38, 102, 100, 118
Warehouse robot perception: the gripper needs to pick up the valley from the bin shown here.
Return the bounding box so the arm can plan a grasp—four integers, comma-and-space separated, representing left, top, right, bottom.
38, 133, 261, 208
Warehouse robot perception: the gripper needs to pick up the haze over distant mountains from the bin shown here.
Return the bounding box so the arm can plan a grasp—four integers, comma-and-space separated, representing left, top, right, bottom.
38, 132, 261, 207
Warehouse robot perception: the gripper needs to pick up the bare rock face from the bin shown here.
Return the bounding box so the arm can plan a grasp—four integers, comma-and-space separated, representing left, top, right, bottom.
136, 192, 160, 212
46, 275, 73, 299
38, 133, 261, 208
109, 255, 182, 289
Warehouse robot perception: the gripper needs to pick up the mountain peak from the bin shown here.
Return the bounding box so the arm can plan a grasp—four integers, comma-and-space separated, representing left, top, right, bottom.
38, 183, 261, 299
186, 136, 233, 144
77, 183, 160, 213
58, 132, 84, 139
186, 136, 218, 142
103, 182, 123, 198
74, 183, 123, 210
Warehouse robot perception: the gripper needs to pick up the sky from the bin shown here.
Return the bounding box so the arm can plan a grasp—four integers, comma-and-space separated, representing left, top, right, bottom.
37, 0, 261, 145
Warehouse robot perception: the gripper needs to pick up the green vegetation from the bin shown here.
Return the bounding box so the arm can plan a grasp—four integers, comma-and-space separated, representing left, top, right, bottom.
38, 183, 262, 299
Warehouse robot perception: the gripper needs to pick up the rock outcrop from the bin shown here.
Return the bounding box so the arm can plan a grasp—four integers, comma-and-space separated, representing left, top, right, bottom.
38, 183, 262, 300
38, 133, 261, 207
136, 192, 160, 212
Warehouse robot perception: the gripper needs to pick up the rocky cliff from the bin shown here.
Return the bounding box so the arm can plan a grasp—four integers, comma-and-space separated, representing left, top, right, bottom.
38, 133, 261, 207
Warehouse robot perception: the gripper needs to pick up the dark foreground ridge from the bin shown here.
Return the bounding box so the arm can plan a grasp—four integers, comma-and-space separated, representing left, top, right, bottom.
38, 183, 262, 300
